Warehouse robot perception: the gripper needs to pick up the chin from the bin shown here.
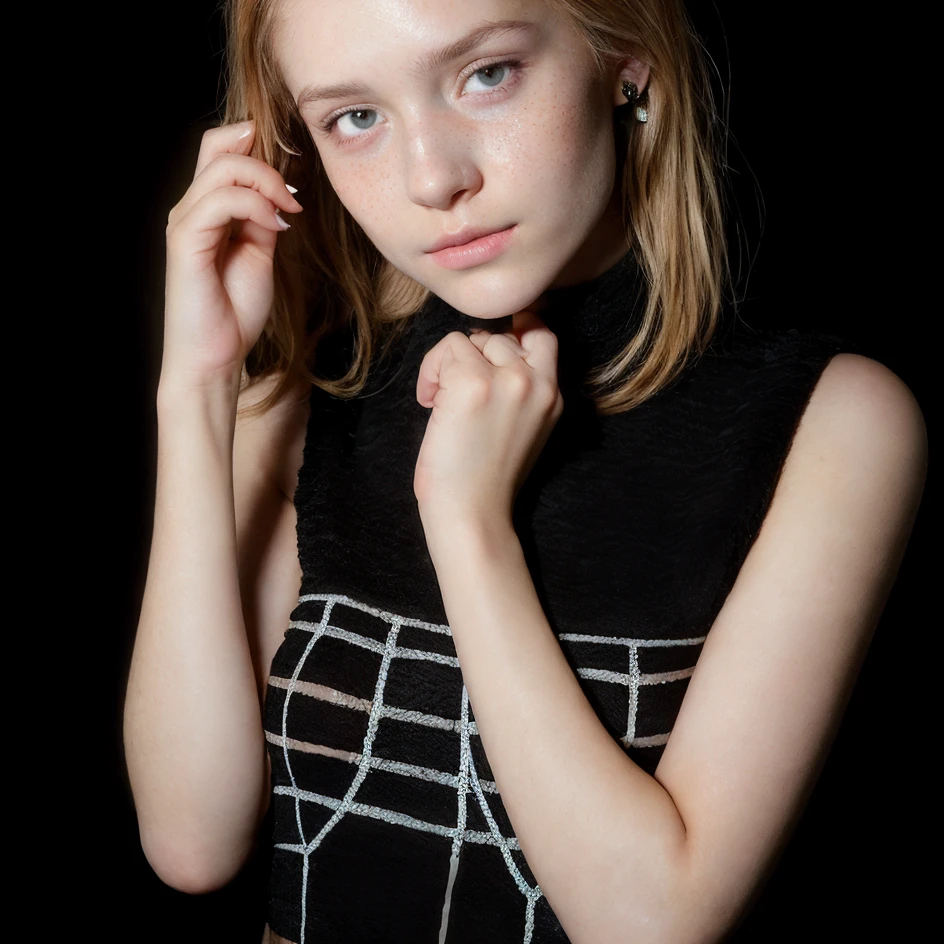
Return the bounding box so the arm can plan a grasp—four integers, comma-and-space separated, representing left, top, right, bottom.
408, 263, 558, 320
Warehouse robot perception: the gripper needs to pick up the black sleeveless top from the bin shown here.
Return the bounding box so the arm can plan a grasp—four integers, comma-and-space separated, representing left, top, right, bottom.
262, 250, 851, 943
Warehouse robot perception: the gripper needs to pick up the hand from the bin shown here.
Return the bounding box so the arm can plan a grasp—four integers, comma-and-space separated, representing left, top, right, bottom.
161, 119, 304, 391
413, 309, 564, 529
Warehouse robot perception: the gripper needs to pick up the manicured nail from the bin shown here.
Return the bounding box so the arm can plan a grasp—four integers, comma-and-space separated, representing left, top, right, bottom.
285, 184, 298, 194
274, 210, 291, 231
237, 121, 254, 140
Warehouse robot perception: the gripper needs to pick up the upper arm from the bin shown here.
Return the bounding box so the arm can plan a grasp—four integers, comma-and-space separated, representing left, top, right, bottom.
233, 374, 310, 707
653, 353, 927, 938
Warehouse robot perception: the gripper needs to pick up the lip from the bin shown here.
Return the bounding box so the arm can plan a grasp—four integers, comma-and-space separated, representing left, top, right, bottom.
425, 224, 517, 270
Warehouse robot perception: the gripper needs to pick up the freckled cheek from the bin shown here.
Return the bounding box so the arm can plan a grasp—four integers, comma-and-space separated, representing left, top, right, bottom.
476, 117, 561, 199
553, 99, 617, 204
327, 163, 400, 241
483, 98, 609, 202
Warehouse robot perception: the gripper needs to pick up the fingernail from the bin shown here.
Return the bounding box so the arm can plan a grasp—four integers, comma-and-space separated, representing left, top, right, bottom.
237, 121, 254, 140
285, 183, 303, 209
275, 210, 291, 231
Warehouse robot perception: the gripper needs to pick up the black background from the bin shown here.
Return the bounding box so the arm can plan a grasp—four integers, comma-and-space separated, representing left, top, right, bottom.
59, 1, 932, 940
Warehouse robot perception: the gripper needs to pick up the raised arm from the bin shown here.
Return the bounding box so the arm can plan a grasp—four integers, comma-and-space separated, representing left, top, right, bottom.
122, 120, 306, 894
417, 344, 927, 943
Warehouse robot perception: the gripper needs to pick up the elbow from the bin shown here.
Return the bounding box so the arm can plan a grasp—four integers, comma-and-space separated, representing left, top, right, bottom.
595, 845, 736, 944
139, 827, 250, 895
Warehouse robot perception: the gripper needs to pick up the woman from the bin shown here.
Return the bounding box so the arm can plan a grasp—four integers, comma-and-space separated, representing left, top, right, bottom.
123, 0, 927, 942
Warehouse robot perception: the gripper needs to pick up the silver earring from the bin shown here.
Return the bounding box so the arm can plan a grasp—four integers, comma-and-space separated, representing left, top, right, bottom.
621, 80, 648, 123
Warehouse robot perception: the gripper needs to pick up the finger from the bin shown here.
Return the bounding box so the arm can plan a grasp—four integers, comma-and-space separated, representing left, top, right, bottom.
416, 331, 489, 408
233, 217, 276, 248
470, 330, 561, 418
169, 186, 287, 258
511, 310, 559, 375
467, 330, 529, 368
174, 152, 303, 229
193, 119, 256, 180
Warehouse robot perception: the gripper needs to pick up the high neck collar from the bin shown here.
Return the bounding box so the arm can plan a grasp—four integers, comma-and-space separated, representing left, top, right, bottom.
422, 248, 646, 384
534, 248, 645, 375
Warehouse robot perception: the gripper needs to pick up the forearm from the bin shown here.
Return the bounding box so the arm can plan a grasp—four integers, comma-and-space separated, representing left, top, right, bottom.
124, 379, 266, 890
422, 513, 695, 943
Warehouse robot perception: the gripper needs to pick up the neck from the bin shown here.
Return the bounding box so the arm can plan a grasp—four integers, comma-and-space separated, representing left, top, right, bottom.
440, 246, 644, 389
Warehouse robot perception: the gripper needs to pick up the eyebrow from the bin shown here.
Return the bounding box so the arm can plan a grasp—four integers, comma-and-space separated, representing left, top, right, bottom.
295, 19, 537, 111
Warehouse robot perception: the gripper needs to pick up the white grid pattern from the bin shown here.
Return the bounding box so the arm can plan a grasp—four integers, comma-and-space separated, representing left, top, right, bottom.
269, 592, 706, 944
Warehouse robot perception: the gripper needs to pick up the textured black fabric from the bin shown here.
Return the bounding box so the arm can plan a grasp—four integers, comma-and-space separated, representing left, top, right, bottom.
262, 250, 853, 943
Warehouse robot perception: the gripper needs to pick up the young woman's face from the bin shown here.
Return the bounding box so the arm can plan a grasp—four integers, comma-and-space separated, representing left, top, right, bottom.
275, 0, 631, 319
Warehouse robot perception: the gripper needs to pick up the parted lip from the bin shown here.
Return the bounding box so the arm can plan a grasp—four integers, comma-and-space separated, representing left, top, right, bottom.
425, 224, 512, 253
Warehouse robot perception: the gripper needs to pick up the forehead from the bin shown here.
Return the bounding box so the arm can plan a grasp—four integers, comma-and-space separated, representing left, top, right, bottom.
274, 0, 555, 94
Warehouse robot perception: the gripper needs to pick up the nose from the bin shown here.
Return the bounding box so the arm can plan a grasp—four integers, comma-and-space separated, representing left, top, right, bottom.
403, 111, 483, 210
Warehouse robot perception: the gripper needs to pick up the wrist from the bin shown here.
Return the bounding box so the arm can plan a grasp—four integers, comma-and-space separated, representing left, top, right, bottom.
419, 502, 517, 562
156, 369, 242, 443
157, 364, 242, 412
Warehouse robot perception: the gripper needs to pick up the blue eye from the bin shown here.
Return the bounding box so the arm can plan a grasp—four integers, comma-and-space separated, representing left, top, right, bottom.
340, 109, 378, 132
328, 109, 381, 142
466, 62, 509, 90
318, 107, 380, 139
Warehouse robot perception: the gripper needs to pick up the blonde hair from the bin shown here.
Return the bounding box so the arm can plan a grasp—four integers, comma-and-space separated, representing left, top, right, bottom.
222, 0, 726, 416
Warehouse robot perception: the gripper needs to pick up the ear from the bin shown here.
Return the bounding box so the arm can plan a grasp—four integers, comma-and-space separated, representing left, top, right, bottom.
612, 55, 651, 107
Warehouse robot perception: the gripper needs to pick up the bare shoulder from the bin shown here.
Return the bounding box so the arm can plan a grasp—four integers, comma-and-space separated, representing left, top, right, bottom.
808, 353, 925, 434
796, 353, 927, 508
234, 371, 311, 502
